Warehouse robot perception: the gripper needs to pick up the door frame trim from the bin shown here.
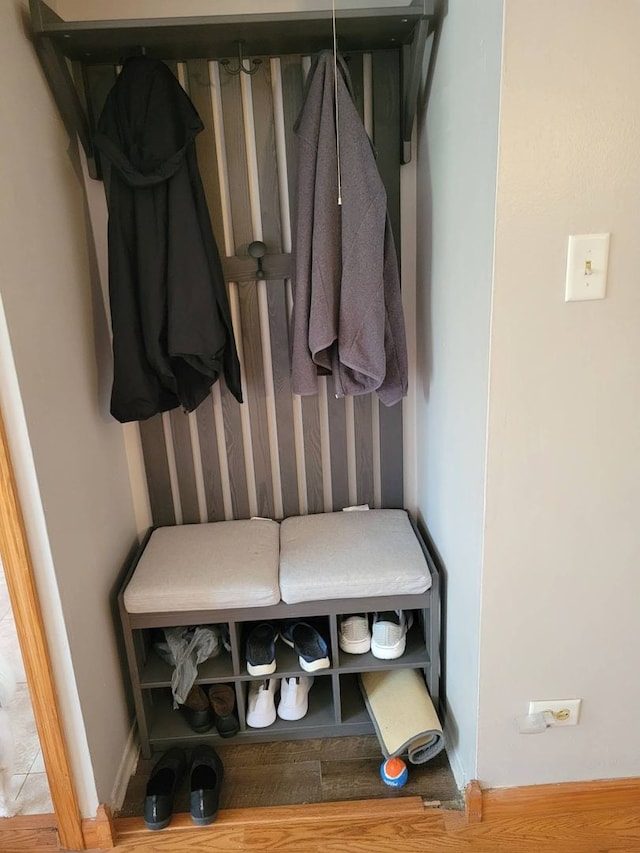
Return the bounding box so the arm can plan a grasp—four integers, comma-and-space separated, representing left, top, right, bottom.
0, 406, 85, 850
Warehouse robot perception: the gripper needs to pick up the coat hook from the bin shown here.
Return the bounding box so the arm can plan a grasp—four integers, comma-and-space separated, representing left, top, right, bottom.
220, 41, 262, 76
248, 241, 267, 279
120, 45, 146, 64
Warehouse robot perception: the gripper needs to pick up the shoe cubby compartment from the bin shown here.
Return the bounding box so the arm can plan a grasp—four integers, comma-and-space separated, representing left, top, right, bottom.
140, 627, 235, 688
118, 517, 441, 759
239, 675, 336, 740
241, 615, 333, 676
337, 673, 377, 732
336, 610, 430, 671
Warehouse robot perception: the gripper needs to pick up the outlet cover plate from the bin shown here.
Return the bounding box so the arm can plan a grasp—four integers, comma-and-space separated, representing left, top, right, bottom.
528, 699, 582, 726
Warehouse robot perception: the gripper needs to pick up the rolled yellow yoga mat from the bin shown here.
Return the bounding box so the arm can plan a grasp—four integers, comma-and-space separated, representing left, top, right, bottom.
359, 668, 444, 764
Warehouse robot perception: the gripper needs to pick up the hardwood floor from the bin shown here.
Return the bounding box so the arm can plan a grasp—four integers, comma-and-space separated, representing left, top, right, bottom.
111, 777, 640, 853
111, 761, 640, 853
0, 814, 58, 853
117, 735, 461, 816
111, 787, 640, 853
2, 777, 640, 851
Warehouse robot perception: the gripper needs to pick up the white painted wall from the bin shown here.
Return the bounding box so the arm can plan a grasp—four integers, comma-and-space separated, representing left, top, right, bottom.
415, 0, 502, 785
478, 0, 640, 786
0, 297, 98, 816
0, 0, 138, 810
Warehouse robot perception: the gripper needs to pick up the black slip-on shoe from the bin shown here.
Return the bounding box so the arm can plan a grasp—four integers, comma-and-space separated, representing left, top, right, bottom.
189, 744, 224, 826
144, 747, 187, 831
245, 622, 278, 675
290, 622, 330, 672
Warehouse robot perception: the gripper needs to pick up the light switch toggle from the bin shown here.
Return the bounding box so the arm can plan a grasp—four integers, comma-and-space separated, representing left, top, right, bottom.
565, 233, 610, 301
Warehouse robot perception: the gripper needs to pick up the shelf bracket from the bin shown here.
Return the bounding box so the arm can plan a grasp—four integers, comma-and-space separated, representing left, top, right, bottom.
30, 1, 97, 175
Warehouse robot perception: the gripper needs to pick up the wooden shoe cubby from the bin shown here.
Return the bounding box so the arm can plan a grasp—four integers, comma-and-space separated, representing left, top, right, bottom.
118, 528, 440, 760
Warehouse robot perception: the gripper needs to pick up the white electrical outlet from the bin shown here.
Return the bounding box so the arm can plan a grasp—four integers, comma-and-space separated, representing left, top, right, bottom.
528, 699, 582, 726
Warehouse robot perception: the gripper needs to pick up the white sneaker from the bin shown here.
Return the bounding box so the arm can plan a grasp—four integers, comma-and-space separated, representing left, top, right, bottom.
371, 610, 413, 660
277, 676, 314, 721
339, 615, 371, 654
246, 678, 279, 728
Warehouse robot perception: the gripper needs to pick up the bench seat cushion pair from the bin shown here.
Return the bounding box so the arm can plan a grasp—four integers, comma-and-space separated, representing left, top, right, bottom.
123, 510, 432, 615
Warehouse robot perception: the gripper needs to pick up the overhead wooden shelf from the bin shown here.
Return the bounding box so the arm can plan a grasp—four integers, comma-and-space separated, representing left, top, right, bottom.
30, 1, 434, 63
29, 0, 439, 166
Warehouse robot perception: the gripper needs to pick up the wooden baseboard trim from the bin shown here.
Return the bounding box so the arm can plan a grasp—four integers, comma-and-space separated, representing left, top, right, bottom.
83, 804, 115, 849
102, 779, 640, 852
114, 797, 426, 844
482, 775, 640, 817
464, 779, 482, 823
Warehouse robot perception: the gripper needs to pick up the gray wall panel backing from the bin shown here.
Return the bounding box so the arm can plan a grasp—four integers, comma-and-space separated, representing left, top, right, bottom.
238, 280, 275, 519
279, 56, 304, 210
321, 53, 355, 514
219, 384, 250, 522
326, 392, 349, 511
217, 66, 252, 520
373, 50, 404, 509
123, 48, 405, 524
194, 398, 225, 522
266, 280, 299, 519
280, 55, 324, 516
346, 52, 365, 120
188, 57, 248, 513
187, 59, 226, 247
220, 70, 253, 252
300, 396, 325, 515
252, 58, 299, 519
168, 410, 200, 524
139, 415, 175, 527
348, 54, 376, 509
250, 58, 283, 252
220, 62, 275, 518
354, 395, 375, 507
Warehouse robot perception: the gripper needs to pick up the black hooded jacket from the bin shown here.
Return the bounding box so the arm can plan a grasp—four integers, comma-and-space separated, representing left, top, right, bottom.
94, 56, 242, 423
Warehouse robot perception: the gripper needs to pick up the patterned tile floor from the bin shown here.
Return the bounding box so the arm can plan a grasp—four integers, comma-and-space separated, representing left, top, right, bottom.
0, 567, 53, 815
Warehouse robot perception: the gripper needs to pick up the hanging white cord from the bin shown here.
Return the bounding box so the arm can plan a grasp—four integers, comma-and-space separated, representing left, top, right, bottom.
332, 0, 343, 206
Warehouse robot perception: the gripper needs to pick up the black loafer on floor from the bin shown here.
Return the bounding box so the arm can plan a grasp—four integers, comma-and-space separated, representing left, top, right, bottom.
189, 744, 224, 826
144, 747, 187, 831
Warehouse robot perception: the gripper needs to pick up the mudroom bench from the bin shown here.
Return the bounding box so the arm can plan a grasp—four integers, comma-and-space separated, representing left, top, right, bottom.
117, 510, 441, 759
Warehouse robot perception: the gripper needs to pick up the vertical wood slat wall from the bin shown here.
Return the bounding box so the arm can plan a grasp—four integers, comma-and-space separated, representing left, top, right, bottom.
86, 50, 404, 527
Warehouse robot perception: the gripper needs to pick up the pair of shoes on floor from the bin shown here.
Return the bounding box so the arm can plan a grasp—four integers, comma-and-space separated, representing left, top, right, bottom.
339, 610, 414, 659
245, 621, 330, 674
144, 744, 223, 830
180, 683, 239, 738
245, 676, 314, 727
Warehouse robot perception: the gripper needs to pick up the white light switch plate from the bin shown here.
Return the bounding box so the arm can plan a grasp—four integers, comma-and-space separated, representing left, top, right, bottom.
565, 233, 610, 301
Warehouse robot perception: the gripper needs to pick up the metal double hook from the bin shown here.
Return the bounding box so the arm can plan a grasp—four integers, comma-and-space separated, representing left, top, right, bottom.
220, 41, 262, 76
248, 241, 267, 280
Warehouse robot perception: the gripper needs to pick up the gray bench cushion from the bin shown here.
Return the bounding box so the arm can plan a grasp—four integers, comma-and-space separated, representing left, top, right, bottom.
124, 519, 280, 613
279, 510, 431, 604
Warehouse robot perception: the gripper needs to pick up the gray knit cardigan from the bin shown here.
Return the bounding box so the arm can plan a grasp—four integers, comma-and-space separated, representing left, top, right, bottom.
290, 51, 408, 406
